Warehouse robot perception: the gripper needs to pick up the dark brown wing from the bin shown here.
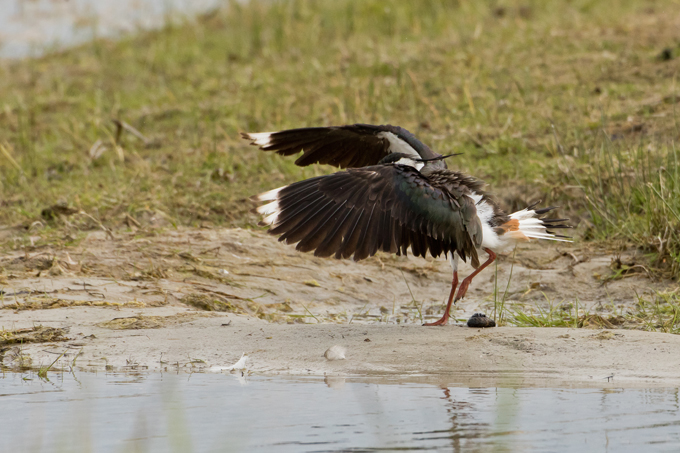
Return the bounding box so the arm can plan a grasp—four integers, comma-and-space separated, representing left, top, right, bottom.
252, 165, 482, 266
241, 124, 440, 168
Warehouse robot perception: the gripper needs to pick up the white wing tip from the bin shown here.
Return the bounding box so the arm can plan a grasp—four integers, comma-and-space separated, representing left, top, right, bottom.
244, 132, 273, 147
257, 201, 280, 226
253, 188, 284, 226
256, 200, 279, 215
253, 186, 283, 201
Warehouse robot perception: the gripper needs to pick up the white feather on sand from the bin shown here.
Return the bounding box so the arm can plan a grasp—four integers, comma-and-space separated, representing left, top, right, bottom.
209, 353, 248, 372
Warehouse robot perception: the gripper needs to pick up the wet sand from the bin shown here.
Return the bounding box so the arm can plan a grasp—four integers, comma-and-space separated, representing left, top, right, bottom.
3, 305, 680, 385
1, 228, 678, 385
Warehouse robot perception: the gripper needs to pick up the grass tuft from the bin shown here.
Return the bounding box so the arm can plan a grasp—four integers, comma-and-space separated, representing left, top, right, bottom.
630, 288, 680, 334
576, 137, 680, 277
506, 295, 587, 328
37, 350, 66, 381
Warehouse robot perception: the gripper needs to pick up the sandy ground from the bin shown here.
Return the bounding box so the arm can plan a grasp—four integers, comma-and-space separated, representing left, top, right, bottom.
1, 227, 678, 385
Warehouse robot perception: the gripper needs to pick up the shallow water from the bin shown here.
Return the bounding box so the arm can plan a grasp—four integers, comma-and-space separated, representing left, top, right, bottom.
0, 0, 224, 59
1, 372, 679, 452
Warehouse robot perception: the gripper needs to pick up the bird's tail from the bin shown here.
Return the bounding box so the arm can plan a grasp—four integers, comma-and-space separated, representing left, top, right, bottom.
504, 203, 572, 242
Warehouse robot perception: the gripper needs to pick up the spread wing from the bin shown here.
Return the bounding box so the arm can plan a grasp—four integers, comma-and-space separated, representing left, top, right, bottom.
252, 165, 483, 267
241, 124, 440, 168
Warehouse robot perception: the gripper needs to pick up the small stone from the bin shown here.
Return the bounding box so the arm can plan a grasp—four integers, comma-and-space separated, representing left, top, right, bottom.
324, 345, 346, 361
658, 48, 674, 61
467, 313, 496, 328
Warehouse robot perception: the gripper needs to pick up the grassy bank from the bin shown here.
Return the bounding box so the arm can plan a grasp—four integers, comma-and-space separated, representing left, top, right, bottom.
0, 0, 679, 274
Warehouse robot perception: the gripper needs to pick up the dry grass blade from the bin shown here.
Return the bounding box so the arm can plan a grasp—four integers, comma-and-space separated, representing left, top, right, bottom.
400, 270, 423, 324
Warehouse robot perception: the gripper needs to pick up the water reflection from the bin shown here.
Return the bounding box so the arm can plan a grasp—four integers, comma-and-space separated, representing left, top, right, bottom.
1, 372, 679, 452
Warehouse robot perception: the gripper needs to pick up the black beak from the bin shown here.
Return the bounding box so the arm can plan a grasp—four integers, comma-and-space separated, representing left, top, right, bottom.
416, 153, 463, 162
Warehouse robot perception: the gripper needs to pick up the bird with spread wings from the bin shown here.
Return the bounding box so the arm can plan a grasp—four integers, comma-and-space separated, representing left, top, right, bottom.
243, 124, 570, 326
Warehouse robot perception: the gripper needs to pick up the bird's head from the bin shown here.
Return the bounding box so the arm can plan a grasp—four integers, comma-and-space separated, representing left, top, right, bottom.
379, 152, 463, 171
379, 153, 425, 170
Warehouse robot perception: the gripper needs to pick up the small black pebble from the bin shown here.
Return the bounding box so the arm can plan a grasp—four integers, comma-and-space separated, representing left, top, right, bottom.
467, 313, 496, 328
658, 48, 674, 61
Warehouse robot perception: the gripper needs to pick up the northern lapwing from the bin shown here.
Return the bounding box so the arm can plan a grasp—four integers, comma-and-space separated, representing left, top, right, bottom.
243, 124, 570, 326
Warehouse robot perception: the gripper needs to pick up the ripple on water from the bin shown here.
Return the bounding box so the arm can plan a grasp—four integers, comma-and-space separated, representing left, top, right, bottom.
0, 372, 679, 452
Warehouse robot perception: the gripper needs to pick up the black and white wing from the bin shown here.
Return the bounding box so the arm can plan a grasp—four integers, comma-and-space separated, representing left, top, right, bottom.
252, 164, 483, 267
241, 124, 441, 168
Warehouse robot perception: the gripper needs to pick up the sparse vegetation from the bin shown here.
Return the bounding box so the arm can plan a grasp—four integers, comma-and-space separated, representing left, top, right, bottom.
0, 326, 70, 345
485, 284, 680, 334
1, 0, 679, 278
630, 288, 680, 334
578, 140, 680, 277
37, 350, 66, 381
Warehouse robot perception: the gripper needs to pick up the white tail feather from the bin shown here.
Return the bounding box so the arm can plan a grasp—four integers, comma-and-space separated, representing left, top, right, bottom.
511, 209, 571, 243
509, 208, 536, 220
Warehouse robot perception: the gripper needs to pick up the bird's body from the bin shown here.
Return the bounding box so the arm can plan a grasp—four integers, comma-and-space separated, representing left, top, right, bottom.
243, 124, 570, 326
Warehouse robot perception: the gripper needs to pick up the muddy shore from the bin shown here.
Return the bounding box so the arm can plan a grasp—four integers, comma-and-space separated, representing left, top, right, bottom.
1, 227, 677, 385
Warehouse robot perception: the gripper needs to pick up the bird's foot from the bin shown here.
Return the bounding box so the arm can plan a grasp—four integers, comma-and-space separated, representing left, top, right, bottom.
423, 316, 449, 326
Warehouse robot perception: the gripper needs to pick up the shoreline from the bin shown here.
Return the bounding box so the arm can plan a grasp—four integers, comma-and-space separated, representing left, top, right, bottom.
3, 304, 679, 387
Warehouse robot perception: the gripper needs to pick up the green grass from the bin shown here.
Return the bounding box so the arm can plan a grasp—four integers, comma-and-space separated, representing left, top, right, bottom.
501, 289, 680, 334
630, 289, 680, 333
1, 0, 679, 274
577, 139, 680, 277
504, 296, 586, 328
37, 350, 66, 381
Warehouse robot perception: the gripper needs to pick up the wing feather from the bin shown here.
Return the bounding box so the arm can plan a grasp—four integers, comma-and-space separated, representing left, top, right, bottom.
353, 204, 379, 261
242, 124, 441, 169
270, 193, 327, 235
338, 210, 368, 259
280, 199, 337, 244
297, 201, 349, 253
314, 206, 357, 257
252, 164, 482, 264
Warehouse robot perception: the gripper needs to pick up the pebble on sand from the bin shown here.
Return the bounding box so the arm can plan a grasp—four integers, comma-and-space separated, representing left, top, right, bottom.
324, 345, 347, 361
467, 313, 496, 328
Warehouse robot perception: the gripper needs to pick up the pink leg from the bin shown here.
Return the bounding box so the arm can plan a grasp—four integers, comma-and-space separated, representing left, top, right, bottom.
423, 271, 458, 326
453, 248, 497, 303
423, 248, 497, 327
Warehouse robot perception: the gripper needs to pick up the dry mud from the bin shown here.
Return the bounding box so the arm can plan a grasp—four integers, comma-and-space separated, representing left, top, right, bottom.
1, 227, 677, 385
